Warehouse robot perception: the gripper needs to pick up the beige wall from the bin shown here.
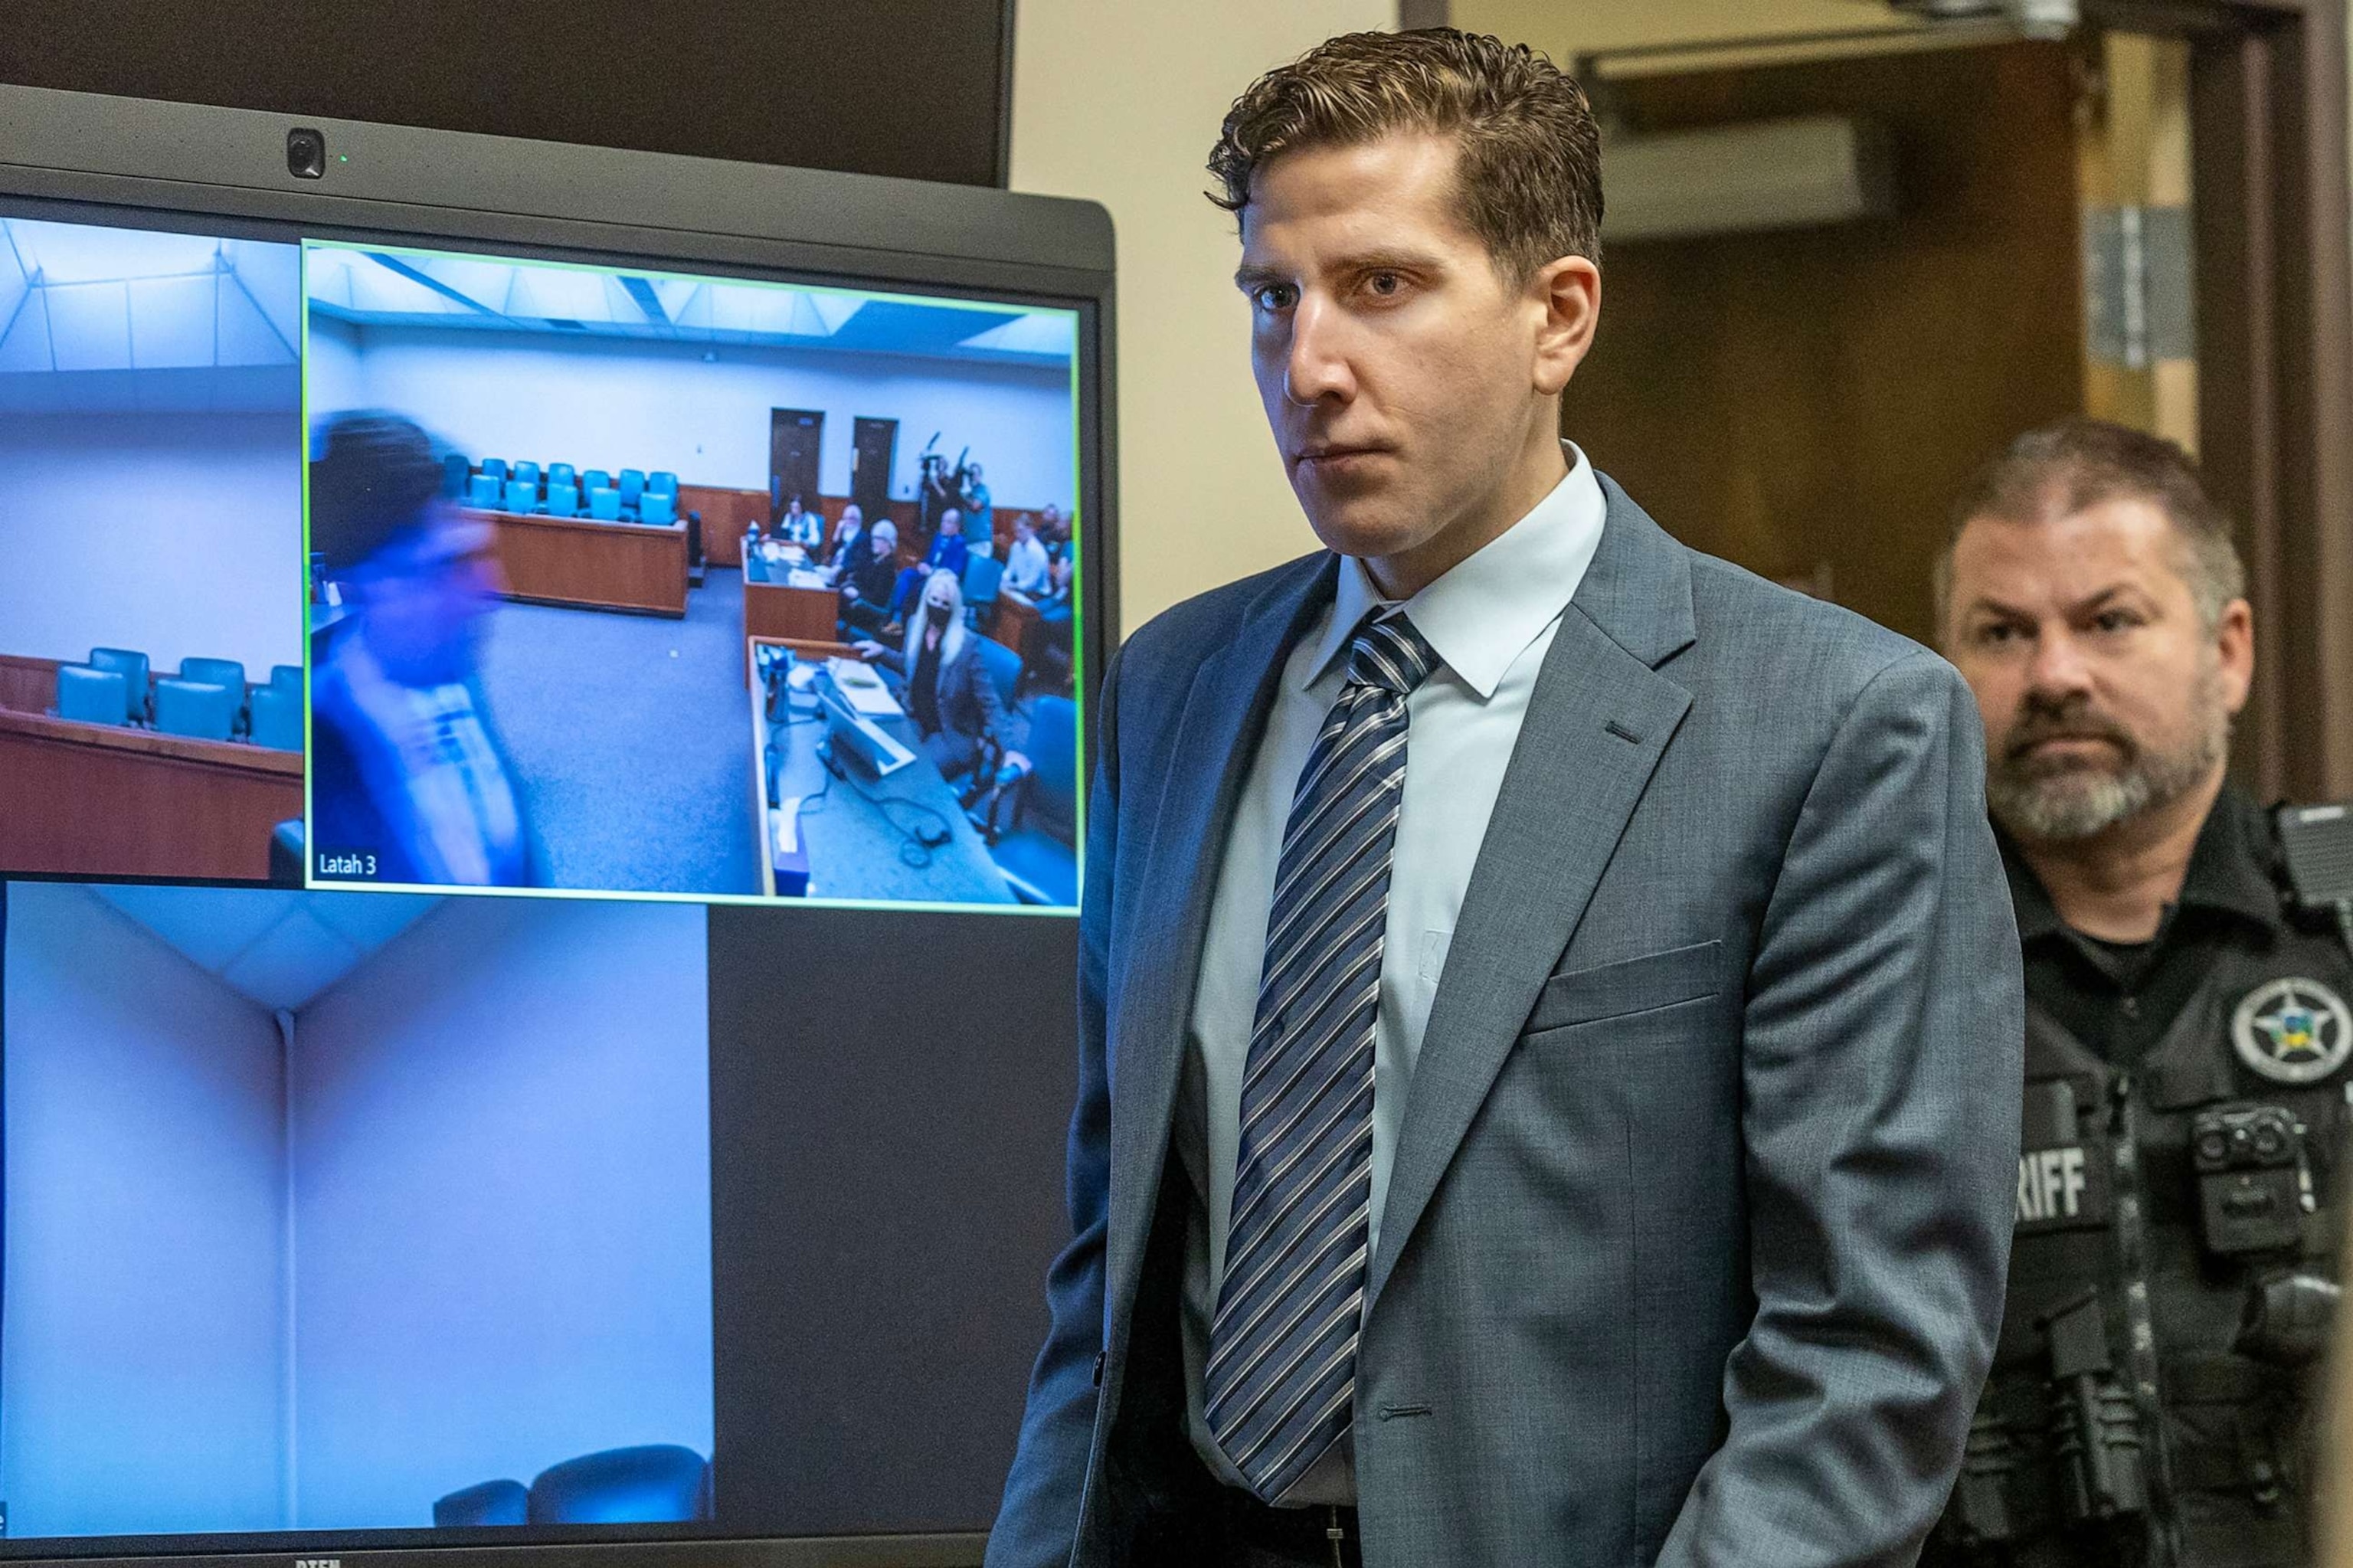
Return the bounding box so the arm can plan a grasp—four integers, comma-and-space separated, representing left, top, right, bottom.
1009, 0, 1393, 634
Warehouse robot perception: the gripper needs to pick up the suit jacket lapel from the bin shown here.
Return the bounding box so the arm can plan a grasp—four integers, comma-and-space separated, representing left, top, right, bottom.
1103, 555, 1339, 1303
1368, 480, 1700, 1310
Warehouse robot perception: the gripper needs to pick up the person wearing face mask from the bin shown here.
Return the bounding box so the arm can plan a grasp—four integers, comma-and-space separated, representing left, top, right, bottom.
853, 570, 1020, 787
307, 411, 542, 888
1928, 418, 2352, 1568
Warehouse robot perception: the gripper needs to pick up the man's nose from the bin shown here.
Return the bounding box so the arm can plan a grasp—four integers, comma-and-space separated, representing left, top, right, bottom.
2024, 624, 2095, 697
1283, 296, 1353, 406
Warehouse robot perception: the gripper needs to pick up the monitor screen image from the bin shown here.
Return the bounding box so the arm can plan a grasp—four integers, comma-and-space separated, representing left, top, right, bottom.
0, 221, 1087, 913
1, 882, 714, 1540
300, 244, 1083, 910
0, 215, 306, 885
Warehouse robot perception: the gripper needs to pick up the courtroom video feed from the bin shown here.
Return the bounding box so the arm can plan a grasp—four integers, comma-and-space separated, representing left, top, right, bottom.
0, 880, 715, 1537
0, 215, 305, 885
301, 242, 1082, 909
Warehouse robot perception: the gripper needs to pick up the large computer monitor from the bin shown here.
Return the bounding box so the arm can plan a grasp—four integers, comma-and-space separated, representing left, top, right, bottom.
0, 83, 1112, 1568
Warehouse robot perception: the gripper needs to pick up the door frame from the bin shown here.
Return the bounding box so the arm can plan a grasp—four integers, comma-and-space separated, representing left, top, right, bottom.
2092, 0, 2353, 800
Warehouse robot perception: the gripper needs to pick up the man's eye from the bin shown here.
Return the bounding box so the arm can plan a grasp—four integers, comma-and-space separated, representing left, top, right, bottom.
1252, 284, 1296, 312
2093, 610, 2140, 633
1974, 623, 2021, 647
1366, 272, 1403, 297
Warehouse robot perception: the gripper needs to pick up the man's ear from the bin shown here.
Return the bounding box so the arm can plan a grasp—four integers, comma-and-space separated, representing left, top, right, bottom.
1530, 255, 1601, 397
2215, 596, 2256, 715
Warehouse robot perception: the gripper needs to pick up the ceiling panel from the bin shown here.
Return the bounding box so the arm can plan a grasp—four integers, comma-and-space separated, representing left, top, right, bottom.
305, 251, 1072, 368
91, 885, 445, 1012
43, 281, 133, 372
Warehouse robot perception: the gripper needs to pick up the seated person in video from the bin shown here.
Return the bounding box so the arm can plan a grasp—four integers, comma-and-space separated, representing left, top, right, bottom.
884, 507, 969, 623
821, 502, 867, 572
1036, 502, 1072, 564
777, 493, 824, 549
837, 516, 901, 637
1018, 553, 1075, 698
1000, 515, 1052, 598
309, 413, 543, 888
854, 571, 1020, 787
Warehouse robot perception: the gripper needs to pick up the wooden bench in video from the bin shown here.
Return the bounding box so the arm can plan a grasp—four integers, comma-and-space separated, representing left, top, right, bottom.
0, 655, 302, 882
470, 506, 690, 617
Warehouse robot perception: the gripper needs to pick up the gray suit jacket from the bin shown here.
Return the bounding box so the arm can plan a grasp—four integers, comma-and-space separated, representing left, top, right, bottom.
990, 477, 2024, 1566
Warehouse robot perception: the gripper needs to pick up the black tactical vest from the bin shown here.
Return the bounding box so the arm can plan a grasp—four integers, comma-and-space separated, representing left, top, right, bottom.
1926, 870, 2353, 1568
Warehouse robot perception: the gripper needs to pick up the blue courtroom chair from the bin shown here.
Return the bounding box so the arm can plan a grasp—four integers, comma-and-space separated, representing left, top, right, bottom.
468, 473, 502, 509
512, 460, 541, 493
526, 1446, 709, 1525
479, 458, 507, 483
618, 469, 646, 510
87, 647, 150, 722
270, 663, 303, 693
548, 462, 576, 490
637, 489, 676, 525
961, 554, 1005, 630
181, 656, 247, 694
581, 468, 612, 496
546, 481, 581, 516
647, 470, 678, 496
975, 634, 1021, 713
505, 479, 538, 514
587, 485, 623, 521
434, 1479, 528, 1528
54, 664, 129, 726
247, 684, 303, 751
154, 678, 237, 741
442, 453, 471, 499
181, 656, 249, 736
988, 695, 1079, 907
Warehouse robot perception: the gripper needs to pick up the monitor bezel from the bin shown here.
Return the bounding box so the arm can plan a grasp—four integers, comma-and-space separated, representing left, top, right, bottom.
0, 83, 1118, 1566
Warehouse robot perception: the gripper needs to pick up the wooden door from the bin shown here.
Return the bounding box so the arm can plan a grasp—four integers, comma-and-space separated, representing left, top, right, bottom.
1564, 41, 2084, 650
770, 407, 824, 526
850, 416, 898, 524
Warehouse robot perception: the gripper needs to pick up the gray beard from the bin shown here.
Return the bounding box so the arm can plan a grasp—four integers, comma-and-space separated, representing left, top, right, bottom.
1987, 673, 2229, 844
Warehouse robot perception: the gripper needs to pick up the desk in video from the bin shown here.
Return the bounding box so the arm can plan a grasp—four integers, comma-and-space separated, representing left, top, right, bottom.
0, 215, 305, 885
301, 241, 1082, 909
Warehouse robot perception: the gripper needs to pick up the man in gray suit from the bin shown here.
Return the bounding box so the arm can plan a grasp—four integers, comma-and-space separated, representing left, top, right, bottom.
990, 29, 2023, 1568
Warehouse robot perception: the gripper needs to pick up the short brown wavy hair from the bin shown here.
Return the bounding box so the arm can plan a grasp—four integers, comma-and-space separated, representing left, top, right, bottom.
1206, 28, 1605, 279
1936, 418, 2247, 638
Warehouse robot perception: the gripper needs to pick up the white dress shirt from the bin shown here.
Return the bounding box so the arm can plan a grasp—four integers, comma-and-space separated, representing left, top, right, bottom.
1175, 446, 1608, 1503
1003, 533, 1052, 597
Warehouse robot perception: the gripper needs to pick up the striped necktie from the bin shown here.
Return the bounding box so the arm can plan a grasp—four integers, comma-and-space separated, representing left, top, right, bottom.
1206, 610, 1442, 1502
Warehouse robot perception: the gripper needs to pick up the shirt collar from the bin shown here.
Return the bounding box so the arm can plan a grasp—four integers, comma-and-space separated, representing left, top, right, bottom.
1299, 443, 1608, 699
2001, 781, 2281, 944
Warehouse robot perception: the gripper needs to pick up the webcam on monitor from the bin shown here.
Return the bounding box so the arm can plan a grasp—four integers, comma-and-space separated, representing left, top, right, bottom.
286, 126, 327, 178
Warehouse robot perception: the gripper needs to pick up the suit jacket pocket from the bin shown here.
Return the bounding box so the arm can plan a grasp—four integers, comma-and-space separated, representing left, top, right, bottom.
1522, 938, 1725, 1036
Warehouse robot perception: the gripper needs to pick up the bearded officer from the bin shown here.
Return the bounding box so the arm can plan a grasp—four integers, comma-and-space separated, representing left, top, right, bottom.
1930, 417, 2353, 1566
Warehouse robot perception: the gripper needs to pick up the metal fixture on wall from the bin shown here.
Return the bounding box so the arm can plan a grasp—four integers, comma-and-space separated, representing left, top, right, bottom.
1887, 0, 2080, 37
1599, 116, 1898, 243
